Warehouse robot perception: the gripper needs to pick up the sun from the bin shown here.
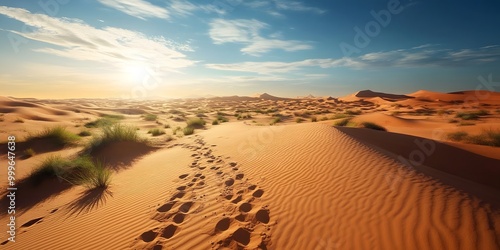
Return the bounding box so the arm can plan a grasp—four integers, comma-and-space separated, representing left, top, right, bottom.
121, 62, 149, 82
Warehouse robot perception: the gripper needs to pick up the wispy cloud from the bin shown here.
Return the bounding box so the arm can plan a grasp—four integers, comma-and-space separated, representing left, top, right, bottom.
169, 1, 226, 16
209, 18, 312, 56
207, 45, 500, 74
273, 0, 326, 14
97, 0, 169, 19
0, 6, 195, 73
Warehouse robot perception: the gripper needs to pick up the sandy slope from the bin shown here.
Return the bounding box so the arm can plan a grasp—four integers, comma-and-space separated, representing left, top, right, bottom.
202, 123, 500, 249
1, 92, 499, 249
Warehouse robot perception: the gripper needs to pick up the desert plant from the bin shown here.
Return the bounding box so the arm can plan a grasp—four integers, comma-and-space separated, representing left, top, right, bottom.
85, 124, 144, 153
344, 110, 361, 115
143, 114, 158, 121
447, 131, 469, 141
85, 117, 117, 128
217, 115, 229, 122
334, 118, 352, 127
186, 118, 206, 128
148, 128, 165, 136
14, 118, 24, 123
212, 119, 219, 125
101, 114, 125, 120
295, 118, 304, 123
183, 126, 194, 135
311, 116, 318, 122
78, 130, 92, 137
70, 159, 111, 189
360, 122, 387, 131
23, 148, 36, 158
27, 126, 80, 146
270, 117, 281, 125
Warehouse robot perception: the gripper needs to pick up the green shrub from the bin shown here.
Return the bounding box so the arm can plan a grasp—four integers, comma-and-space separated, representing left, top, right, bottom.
148, 128, 165, 136
85, 124, 144, 153
186, 118, 206, 128
270, 117, 281, 125
183, 126, 194, 135
143, 114, 158, 121
334, 118, 352, 127
212, 119, 219, 125
295, 118, 304, 123
217, 115, 228, 122
85, 118, 117, 128
27, 126, 79, 146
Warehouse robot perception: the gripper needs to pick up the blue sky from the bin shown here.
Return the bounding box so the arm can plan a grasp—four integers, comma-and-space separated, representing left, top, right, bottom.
0, 0, 499, 98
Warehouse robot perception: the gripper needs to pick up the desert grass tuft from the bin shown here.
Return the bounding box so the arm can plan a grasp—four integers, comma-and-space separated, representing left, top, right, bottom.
148, 128, 166, 136
186, 117, 206, 128
143, 114, 158, 121
23, 148, 36, 158
183, 126, 194, 135
26, 126, 80, 146
360, 122, 387, 131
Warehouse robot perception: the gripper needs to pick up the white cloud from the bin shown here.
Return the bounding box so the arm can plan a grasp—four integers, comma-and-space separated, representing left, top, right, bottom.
209, 18, 312, 56
97, 0, 169, 19
0, 6, 195, 73
206, 45, 500, 74
169, 1, 226, 16
273, 0, 326, 14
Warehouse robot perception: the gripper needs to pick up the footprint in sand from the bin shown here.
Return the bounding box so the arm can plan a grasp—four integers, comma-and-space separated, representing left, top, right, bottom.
225, 178, 235, 187
157, 201, 176, 212
252, 189, 264, 198
160, 224, 178, 239
215, 217, 231, 232
239, 203, 252, 213
231, 195, 243, 204
256, 209, 270, 224
140, 229, 158, 243
178, 202, 194, 213
235, 173, 244, 180
172, 213, 186, 224
169, 191, 185, 201
179, 174, 189, 179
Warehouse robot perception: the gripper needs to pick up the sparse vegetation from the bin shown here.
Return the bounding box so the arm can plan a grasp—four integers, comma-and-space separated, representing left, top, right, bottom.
212, 119, 219, 125
14, 118, 24, 123
455, 110, 489, 120
186, 117, 206, 128
447, 129, 500, 147
447, 131, 469, 141
295, 117, 304, 123
311, 116, 318, 122
26, 126, 80, 146
78, 130, 92, 137
85, 117, 118, 128
216, 114, 229, 123
25, 155, 111, 189
448, 119, 459, 123
85, 124, 145, 153
334, 118, 352, 127
270, 117, 281, 125
344, 110, 361, 115
183, 126, 194, 135
23, 148, 36, 158
70, 159, 111, 189
143, 114, 158, 121
360, 122, 387, 131
101, 114, 125, 120
148, 128, 165, 136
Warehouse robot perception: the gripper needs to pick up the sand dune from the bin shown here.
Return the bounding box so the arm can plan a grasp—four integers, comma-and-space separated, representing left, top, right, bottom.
0, 91, 499, 249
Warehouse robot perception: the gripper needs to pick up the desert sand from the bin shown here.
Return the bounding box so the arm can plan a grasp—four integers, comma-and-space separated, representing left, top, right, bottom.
0, 90, 499, 249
